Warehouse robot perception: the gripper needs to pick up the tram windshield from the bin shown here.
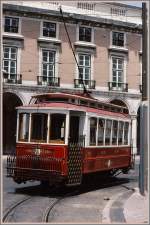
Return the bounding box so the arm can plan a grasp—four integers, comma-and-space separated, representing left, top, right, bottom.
31, 113, 48, 142
18, 112, 66, 144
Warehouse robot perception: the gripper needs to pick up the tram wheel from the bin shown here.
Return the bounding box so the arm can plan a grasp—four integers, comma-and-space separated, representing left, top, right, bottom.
40, 180, 49, 186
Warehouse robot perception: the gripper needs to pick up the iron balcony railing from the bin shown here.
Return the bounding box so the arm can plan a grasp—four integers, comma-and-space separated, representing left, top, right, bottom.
108, 82, 128, 92
74, 79, 96, 89
37, 76, 60, 87
3, 72, 22, 84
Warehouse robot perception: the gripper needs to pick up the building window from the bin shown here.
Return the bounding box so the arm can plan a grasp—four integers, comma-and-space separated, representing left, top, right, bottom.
3, 46, 17, 79
78, 54, 91, 80
112, 32, 124, 47
4, 17, 19, 33
43, 22, 56, 38
112, 57, 124, 87
42, 50, 55, 80
79, 26, 92, 42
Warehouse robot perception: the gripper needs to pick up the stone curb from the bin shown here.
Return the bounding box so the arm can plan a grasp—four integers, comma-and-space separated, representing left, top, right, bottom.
102, 189, 134, 224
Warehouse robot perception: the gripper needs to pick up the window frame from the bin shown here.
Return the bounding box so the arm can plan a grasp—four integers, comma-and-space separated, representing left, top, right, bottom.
39, 48, 59, 83
77, 24, 94, 43
42, 49, 56, 78
111, 31, 126, 48
49, 113, 66, 144
109, 53, 127, 89
88, 115, 130, 147
17, 110, 69, 145
40, 20, 59, 39
3, 46, 18, 79
78, 53, 91, 81
30, 113, 48, 143
18, 113, 30, 142
3, 16, 21, 34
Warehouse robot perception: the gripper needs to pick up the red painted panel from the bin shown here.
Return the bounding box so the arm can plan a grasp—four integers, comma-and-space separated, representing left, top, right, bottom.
82, 146, 131, 173
16, 143, 68, 175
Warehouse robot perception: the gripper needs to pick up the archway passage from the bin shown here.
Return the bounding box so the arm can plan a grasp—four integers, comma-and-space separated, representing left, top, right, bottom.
3, 92, 23, 155
109, 99, 129, 114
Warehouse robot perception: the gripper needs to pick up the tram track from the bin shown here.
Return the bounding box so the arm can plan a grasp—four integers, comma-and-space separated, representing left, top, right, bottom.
3, 176, 136, 223
42, 189, 80, 223
3, 196, 33, 222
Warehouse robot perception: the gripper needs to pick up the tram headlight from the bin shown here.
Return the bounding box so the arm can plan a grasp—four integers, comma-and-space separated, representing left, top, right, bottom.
34, 148, 41, 156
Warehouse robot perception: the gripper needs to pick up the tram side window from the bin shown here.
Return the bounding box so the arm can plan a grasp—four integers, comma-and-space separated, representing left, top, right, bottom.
31, 113, 48, 142
49, 114, 66, 143
90, 117, 97, 146
98, 118, 105, 145
105, 120, 112, 145
118, 121, 124, 145
112, 120, 118, 145
18, 113, 29, 142
124, 122, 129, 145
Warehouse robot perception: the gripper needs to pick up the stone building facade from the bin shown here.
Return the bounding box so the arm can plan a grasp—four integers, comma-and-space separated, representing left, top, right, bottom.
2, 1, 142, 154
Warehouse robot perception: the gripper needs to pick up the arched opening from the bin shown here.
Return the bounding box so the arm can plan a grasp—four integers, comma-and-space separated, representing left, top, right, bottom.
109, 99, 129, 114
3, 92, 23, 155
137, 107, 140, 155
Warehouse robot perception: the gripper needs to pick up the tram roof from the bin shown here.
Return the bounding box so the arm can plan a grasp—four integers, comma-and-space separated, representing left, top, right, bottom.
17, 92, 130, 118
30, 92, 128, 111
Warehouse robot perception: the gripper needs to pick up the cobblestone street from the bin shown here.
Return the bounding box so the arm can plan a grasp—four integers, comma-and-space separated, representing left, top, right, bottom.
2, 156, 144, 224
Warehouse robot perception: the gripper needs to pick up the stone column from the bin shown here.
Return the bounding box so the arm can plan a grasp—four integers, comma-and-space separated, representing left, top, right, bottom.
131, 115, 138, 155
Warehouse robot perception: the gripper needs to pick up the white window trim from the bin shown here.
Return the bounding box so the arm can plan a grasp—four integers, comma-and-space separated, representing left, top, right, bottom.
75, 52, 94, 82
3, 45, 21, 77
39, 47, 59, 79
17, 110, 68, 145
76, 24, 94, 44
110, 30, 127, 49
87, 113, 130, 148
109, 53, 127, 86
3, 15, 22, 35
40, 20, 60, 41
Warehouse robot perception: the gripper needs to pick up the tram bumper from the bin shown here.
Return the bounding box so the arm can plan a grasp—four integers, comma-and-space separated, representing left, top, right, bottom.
6, 155, 65, 184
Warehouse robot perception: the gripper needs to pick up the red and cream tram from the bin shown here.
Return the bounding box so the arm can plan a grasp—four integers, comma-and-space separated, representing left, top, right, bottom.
7, 92, 134, 186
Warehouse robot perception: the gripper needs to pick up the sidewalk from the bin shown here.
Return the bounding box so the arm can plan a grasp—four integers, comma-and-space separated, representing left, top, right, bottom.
124, 188, 149, 224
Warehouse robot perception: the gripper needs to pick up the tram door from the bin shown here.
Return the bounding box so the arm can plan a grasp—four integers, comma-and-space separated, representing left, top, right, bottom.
67, 115, 83, 186
69, 116, 79, 142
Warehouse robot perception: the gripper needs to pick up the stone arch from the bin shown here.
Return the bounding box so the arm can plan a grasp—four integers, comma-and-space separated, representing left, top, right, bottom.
3, 89, 26, 105
3, 92, 23, 155
108, 97, 129, 114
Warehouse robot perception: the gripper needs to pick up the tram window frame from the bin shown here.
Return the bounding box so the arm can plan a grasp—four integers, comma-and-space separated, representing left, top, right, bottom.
30, 113, 48, 143
118, 121, 124, 145
89, 117, 97, 146
112, 120, 118, 145
124, 122, 129, 145
49, 113, 66, 144
98, 118, 105, 145
18, 113, 30, 142
105, 119, 112, 145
